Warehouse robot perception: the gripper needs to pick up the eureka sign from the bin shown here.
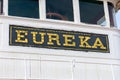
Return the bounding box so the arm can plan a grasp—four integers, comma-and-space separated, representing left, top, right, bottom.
9, 25, 109, 53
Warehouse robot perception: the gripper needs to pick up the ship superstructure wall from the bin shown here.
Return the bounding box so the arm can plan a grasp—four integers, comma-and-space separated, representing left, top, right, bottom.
0, 16, 119, 80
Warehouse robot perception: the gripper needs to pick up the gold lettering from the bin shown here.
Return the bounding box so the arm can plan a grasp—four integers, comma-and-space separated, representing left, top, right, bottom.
79, 36, 91, 48
15, 30, 28, 43
92, 38, 106, 49
63, 34, 76, 47
31, 32, 45, 44
47, 33, 61, 46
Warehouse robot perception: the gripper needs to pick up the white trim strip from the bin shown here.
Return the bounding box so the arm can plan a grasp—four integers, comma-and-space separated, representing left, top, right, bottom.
39, 0, 46, 19
104, 1, 110, 27
3, 0, 8, 16
73, 0, 80, 23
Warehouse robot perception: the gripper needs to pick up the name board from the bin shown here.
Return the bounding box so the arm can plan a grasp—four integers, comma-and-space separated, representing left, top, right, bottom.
9, 25, 109, 53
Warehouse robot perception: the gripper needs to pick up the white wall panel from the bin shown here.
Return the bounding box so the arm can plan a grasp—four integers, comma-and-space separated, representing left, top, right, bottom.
113, 35, 120, 58
85, 64, 98, 80
97, 64, 113, 80
74, 63, 99, 80
30, 60, 41, 79
0, 59, 26, 79
74, 63, 86, 80
41, 61, 72, 80
113, 65, 120, 80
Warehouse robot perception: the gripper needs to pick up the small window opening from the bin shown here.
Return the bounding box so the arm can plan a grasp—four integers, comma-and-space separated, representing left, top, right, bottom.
46, 0, 74, 21
0, 0, 3, 14
8, 0, 39, 18
79, 0, 106, 26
